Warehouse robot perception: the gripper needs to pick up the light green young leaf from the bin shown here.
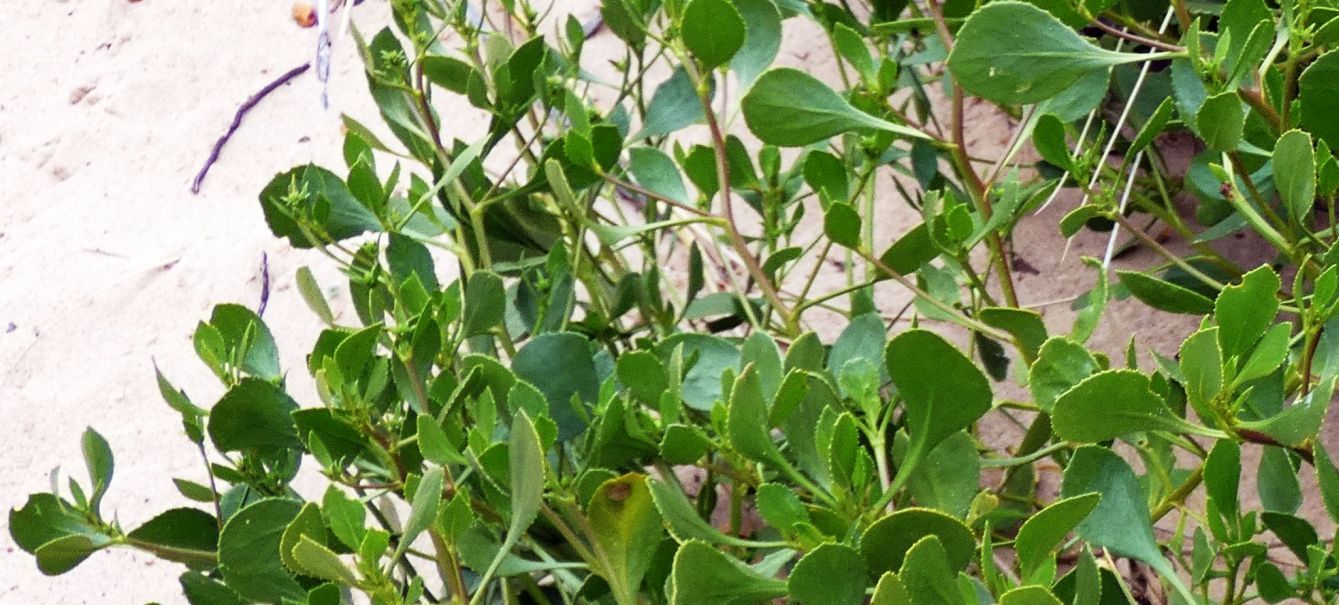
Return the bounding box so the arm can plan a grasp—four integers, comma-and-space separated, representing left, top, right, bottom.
1274, 130, 1317, 224
669, 541, 787, 604
682, 0, 746, 70
472, 412, 545, 604
394, 467, 443, 559
742, 68, 930, 146
292, 536, 359, 586
296, 267, 335, 325
948, 2, 1172, 105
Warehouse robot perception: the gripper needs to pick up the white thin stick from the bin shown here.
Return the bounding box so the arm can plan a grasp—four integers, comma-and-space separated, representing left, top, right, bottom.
1099, 7, 1176, 272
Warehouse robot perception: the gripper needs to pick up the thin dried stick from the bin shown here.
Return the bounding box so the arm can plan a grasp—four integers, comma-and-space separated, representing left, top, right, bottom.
191, 63, 311, 194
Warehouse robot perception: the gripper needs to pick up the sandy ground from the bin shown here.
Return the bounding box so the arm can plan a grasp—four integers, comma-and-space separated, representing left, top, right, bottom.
1, 1, 1332, 603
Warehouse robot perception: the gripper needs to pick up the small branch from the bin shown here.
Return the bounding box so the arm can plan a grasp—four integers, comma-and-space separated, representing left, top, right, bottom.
191, 63, 311, 194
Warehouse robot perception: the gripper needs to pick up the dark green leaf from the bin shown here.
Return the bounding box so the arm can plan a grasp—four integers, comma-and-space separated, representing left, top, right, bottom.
682, 0, 746, 70
742, 68, 929, 146
789, 543, 868, 605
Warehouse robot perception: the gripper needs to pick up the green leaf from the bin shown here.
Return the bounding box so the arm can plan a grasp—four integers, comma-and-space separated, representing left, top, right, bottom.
418, 416, 464, 466
1179, 328, 1223, 421
1014, 493, 1100, 577
1197, 92, 1246, 152
1258, 446, 1301, 513
1314, 441, 1339, 524
1237, 378, 1335, 446
279, 502, 325, 576
1117, 270, 1215, 315
897, 536, 959, 605
512, 333, 600, 440
660, 424, 712, 464
948, 2, 1162, 105
628, 147, 691, 205
656, 333, 741, 411
34, 534, 106, 576
727, 365, 785, 466
1215, 265, 1281, 359
587, 474, 665, 604
127, 508, 219, 570
639, 67, 706, 139
1028, 337, 1100, 413
207, 378, 301, 454
742, 68, 930, 146
731, 0, 782, 87
1274, 130, 1316, 224
321, 486, 367, 550
296, 267, 334, 325
1299, 49, 1339, 149
1129, 98, 1175, 156
1000, 586, 1065, 605
824, 202, 863, 249
860, 508, 976, 576
292, 536, 359, 586
1255, 562, 1293, 603
80, 427, 113, 515
258, 164, 382, 249
1234, 323, 1290, 386
871, 573, 912, 605
1052, 370, 1191, 442
789, 543, 868, 605
905, 431, 979, 518
9, 493, 109, 563
463, 270, 506, 337
669, 541, 787, 604
682, 0, 746, 70
396, 467, 444, 559
476, 412, 546, 592
1061, 447, 1164, 570
886, 330, 991, 485
218, 499, 307, 603
1203, 440, 1241, 520
1033, 114, 1075, 172
647, 477, 781, 548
